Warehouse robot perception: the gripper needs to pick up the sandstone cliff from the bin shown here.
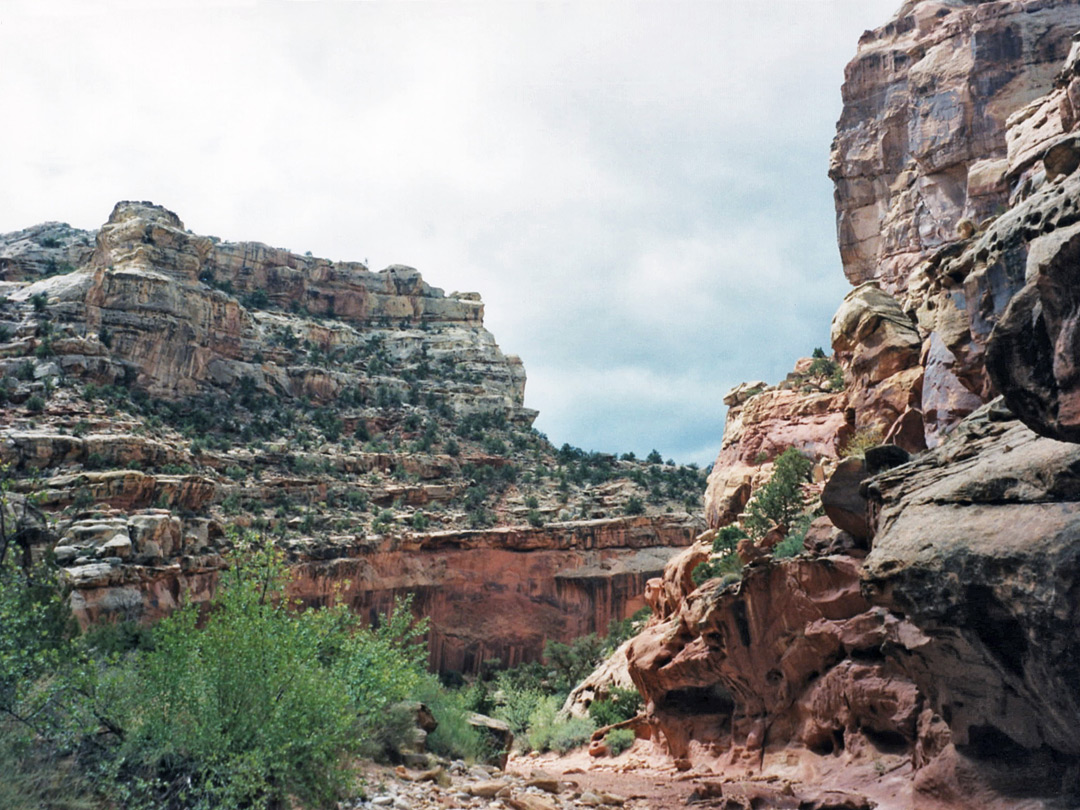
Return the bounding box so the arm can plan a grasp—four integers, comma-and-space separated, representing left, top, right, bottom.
625, 3, 1080, 807
0, 201, 706, 673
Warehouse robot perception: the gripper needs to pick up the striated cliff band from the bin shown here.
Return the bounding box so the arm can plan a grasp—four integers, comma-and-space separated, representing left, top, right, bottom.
0, 200, 706, 674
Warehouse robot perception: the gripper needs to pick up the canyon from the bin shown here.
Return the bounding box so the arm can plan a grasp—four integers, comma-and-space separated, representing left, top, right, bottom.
5, 2, 1080, 808
0, 201, 704, 674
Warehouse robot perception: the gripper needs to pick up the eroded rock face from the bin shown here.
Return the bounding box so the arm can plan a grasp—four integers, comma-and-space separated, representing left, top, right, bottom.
986, 195, 1080, 440
704, 380, 850, 528
863, 402, 1080, 781
625, 556, 927, 773
831, 0, 1080, 294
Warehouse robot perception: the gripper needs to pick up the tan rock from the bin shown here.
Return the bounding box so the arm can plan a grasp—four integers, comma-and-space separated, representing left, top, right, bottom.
832, 1, 1079, 293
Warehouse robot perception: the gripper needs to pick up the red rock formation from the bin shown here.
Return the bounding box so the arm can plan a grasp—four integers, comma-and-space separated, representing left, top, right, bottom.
66, 515, 698, 674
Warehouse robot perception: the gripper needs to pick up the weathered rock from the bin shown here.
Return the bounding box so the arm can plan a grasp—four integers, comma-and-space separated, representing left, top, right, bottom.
986, 216, 1080, 440
863, 403, 1080, 794
706, 385, 850, 528
563, 639, 635, 718
831, 1, 1080, 293
821, 457, 870, 540
466, 712, 514, 770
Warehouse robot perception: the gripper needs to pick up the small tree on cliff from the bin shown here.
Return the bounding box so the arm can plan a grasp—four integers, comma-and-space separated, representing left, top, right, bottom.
743, 447, 813, 540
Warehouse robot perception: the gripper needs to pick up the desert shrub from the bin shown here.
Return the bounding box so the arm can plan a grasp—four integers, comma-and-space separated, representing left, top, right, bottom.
605, 605, 651, 651
492, 682, 546, 738
525, 695, 595, 753
413, 676, 489, 761
691, 525, 746, 586
623, 496, 645, 516
840, 426, 884, 459
111, 545, 359, 809
15, 360, 35, 381
544, 634, 605, 693
25, 395, 44, 414
605, 727, 636, 756
587, 686, 642, 728
372, 508, 395, 534
526, 509, 544, 528
743, 448, 812, 540
411, 512, 430, 531
30, 293, 48, 313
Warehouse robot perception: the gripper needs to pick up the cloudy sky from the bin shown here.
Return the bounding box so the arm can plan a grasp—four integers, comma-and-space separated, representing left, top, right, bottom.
0, 0, 898, 465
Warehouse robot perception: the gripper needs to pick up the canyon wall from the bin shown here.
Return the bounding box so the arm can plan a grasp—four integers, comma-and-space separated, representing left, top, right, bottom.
0, 201, 704, 674
629, 3, 1080, 808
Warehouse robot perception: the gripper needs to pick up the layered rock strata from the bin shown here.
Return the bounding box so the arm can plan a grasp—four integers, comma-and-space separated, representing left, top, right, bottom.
0, 201, 707, 673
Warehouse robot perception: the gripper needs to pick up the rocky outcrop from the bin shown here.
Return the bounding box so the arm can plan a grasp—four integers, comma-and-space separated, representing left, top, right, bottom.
628, 4, 1080, 807
704, 371, 849, 529
67, 515, 698, 674
983, 149, 1080, 440
831, 0, 1080, 295
862, 401, 1080, 797
2, 201, 532, 420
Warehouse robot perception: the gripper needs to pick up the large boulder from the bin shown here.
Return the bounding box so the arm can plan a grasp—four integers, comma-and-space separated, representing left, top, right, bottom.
863, 401, 1080, 795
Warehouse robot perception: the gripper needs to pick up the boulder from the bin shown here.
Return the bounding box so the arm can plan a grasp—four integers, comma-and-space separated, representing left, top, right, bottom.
821, 457, 870, 540
863, 403, 1080, 793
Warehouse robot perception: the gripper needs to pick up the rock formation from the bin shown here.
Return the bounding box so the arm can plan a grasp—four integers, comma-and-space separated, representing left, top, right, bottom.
627, 3, 1080, 808
0, 201, 707, 673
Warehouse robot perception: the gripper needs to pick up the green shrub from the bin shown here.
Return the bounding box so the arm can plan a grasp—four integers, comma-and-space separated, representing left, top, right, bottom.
30, 293, 48, 313
25, 395, 44, 414
587, 686, 642, 728
623, 496, 645, 516
113, 545, 359, 809
544, 634, 604, 693
605, 727, 636, 756
743, 447, 812, 539
525, 695, 595, 753
691, 525, 746, 586
413, 676, 489, 761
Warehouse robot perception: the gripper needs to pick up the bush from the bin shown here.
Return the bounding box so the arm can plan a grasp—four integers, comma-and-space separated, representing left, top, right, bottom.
113, 544, 359, 809
691, 525, 746, 586
525, 695, 595, 753
413, 676, 489, 761
840, 426, 884, 459
1, 533, 436, 810
25, 395, 44, 414
587, 686, 642, 728
623, 496, 645, 516
743, 447, 812, 539
605, 727, 636, 756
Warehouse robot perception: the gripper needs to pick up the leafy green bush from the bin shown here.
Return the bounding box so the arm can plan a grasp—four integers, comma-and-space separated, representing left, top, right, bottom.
525, 695, 595, 753
544, 634, 604, 693
413, 676, 489, 761
691, 525, 746, 586
112, 545, 359, 809
605, 727, 636, 756
623, 496, 645, 516
587, 686, 642, 727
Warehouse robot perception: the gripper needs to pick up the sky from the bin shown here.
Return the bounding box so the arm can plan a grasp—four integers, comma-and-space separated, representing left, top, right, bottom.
0, 0, 900, 466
